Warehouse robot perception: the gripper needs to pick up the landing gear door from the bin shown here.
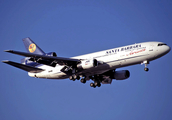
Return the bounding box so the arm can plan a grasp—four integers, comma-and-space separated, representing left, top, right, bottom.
101, 76, 112, 84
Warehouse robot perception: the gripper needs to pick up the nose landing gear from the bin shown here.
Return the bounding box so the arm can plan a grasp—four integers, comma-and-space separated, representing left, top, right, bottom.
144, 67, 149, 71
142, 60, 149, 72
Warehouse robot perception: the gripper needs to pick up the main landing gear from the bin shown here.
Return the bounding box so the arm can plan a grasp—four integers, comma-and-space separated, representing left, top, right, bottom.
142, 60, 149, 72
90, 82, 101, 88
68, 67, 103, 88
69, 74, 80, 81
80, 78, 86, 83
69, 68, 80, 81
69, 74, 87, 84
89, 76, 102, 88
69, 75, 102, 88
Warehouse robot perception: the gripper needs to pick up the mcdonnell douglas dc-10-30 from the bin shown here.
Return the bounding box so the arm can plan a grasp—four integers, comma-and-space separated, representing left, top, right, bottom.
2, 38, 171, 88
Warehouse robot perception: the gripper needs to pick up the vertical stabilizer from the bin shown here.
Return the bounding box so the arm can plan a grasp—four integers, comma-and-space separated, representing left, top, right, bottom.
22, 37, 45, 55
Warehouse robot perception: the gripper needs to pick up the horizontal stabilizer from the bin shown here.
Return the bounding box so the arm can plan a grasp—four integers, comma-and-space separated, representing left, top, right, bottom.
2, 60, 44, 73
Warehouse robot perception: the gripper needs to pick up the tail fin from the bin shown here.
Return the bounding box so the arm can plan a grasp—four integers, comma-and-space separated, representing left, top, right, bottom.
22, 37, 45, 55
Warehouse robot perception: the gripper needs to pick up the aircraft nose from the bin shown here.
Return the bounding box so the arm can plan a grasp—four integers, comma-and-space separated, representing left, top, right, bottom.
166, 45, 171, 53
163, 45, 171, 55
156, 44, 171, 57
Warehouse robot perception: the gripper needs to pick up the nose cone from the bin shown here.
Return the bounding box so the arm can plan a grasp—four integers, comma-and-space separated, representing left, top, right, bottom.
161, 45, 171, 57
166, 45, 171, 54
156, 44, 171, 58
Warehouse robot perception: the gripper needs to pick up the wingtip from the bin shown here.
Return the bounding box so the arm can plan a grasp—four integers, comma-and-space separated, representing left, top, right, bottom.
2, 60, 10, 63
4, 50, 13, 52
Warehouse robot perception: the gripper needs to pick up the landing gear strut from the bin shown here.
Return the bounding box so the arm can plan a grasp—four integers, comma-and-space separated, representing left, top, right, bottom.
142, 60, 149, 72
69, 67, 80, 81
90, 75, 102, 88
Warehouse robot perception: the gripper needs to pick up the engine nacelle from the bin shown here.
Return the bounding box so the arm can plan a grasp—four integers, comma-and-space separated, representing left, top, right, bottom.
112, 70, 130, 80
77, 59, 98, 70
45, 52, 57, 57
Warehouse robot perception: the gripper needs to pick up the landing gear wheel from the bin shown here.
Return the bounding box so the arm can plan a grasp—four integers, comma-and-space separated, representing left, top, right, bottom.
69, 75, 77, 81
69, 76, 73, 80
77, 76, 80, 80
93, 82, 101, 87
142, 60, 149, 72
97, 83, 101, 87
94, 82, 99, 86
144, 67, 149, 71
90, 83, 94, 87
80, 79, 86, 83
73, 75, 77, 80
90, 83, 96, 88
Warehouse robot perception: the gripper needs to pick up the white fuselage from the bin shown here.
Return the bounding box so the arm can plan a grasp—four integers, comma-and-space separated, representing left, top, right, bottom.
28, 42, 170, 79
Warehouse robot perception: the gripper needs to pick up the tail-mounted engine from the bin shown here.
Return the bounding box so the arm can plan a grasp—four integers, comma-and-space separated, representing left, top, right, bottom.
45, 52, 57, 57
77, 59, 98, 70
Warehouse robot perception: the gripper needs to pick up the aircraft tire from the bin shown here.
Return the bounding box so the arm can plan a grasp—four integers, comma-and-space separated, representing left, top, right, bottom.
90, 83, 94, 87
77, 76, 80, 80
69, 76, 73, 80
94, 82, 99, 86
90, 83, 96, 88
97, 83, 101, 87
80, 79, 86, 83
144, 68, 149, 71
73, 75, 77, 80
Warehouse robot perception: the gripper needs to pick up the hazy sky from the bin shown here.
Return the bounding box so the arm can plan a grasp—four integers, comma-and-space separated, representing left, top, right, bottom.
0, 0, 172, 120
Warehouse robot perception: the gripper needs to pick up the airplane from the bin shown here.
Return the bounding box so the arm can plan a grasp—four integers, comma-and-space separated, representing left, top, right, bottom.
2, 38, 171, 88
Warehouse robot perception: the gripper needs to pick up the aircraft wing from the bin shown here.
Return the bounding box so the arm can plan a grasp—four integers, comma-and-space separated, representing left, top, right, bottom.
2, 60, 44, 73
4, 50, 80, 66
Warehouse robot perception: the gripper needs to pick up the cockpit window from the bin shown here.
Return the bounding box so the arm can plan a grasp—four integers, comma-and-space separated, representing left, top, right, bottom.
158, 43, 167, 46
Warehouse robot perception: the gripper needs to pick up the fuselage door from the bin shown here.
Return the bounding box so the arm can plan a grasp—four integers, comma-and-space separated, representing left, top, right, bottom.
149, 44, 154, 52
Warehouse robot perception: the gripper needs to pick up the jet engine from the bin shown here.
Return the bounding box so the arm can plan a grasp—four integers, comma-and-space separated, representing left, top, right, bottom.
77, 59, 98, 70
112, 70, 130, 80
45, 52, 57, 57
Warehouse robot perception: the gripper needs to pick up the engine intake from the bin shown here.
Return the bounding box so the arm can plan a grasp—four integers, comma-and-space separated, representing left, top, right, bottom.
45, 52, 57, 57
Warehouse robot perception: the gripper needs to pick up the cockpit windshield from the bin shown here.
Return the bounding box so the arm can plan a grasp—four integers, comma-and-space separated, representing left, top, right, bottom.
158, 43, 167, 46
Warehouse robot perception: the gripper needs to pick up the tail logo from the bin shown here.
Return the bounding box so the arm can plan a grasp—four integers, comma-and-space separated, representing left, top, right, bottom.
28, 43, 36, 53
